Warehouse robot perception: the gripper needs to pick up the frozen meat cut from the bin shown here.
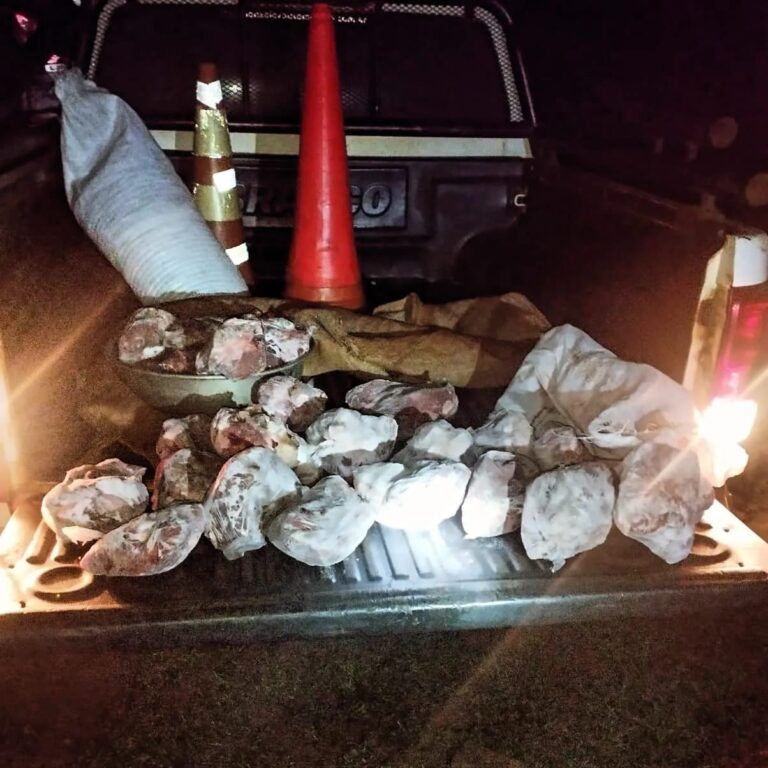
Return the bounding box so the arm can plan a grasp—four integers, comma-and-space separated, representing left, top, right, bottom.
263, 318, 312, 367
196, 316, 267, 378
265, 476, 374, 566
354, 459, 471, 531
521, 462, 615, 570
152, 448, 222, 509
305, 408, 398, 479
255, 375, 327, 432
531, 410, 591, 471
472, 410, 533, 454
393, 420, 474, 465
42, 459, 149, 544
461, 450, 526, 539
210, 406, 320, 483
205, 446, 302, 559
614, 441, 713, 564
118, 307, 178, 364
345, 379, 459, 437
80, 502, 206, 577
156, 414, 213, 459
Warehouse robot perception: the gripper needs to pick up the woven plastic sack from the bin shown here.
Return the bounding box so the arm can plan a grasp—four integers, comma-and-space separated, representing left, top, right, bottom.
54, 69, 247, 304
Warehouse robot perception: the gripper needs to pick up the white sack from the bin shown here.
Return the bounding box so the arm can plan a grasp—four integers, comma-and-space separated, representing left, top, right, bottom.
494, 325, 699, 461
54, 69, 247, 304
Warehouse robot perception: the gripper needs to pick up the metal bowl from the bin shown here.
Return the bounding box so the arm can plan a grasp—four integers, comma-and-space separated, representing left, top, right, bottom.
112, 344, 311, 416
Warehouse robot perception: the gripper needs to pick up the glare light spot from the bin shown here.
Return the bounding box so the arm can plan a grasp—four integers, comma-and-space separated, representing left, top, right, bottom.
698, 396, 758, 445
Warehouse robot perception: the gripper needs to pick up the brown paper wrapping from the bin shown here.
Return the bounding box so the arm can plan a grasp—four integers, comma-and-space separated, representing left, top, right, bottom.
165, 294, 548, 389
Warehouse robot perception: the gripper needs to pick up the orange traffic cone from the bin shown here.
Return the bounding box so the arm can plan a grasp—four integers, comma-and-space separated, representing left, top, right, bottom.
284, 3, 364, 310
193, 62, 255, 289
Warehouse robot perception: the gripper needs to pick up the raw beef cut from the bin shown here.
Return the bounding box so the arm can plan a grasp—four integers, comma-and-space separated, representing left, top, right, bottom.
472, 411, 533, 454
210, 406, 320, 483
265, 476, 374, 566
521, 462, 615, 571
345, 379, 459, 438
80, 502, 206, 576
353, 460, 471, 531
614, 441, 713, 564
196, 316, 267, 378
461, 450, 526, 539
263, 318, 312, 367
118, 307, 178, 364
305, 408, 398, 479
255, 375, 327, 432
531, 410, 591, 471
42, 459, 149, 544
393, 420, 474, 465
205, 447, 302, 559
156, 414, 213, 459
152, 449, 222, 509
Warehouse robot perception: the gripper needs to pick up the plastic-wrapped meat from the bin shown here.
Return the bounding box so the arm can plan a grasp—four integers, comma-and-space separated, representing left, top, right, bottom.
205, 446, 302, 559
152, 449, 222, 509
165, 316, 221, 351
196, 316, 267, 378
614, 441, 713, 564
209, 406, 320, 484
305, 408, 398, 479
80, 502, 206, 577
472, 411, 533, 455
118, 307, 178, 364
156, 414, 213, 460
531, 410, 591, 471
521, 462, 615, 571
263, 318, 312, 367
345, 379, 459, 438
255, 375, 327, 432
393, 420, 474, 465
265, 476, 374, 566
42, 459, 149, 544
461, 450, 527, 539
353, 460, 471, 531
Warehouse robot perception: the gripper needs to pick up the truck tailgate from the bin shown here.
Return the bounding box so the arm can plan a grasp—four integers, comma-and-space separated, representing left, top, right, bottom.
2, 488, 767, 647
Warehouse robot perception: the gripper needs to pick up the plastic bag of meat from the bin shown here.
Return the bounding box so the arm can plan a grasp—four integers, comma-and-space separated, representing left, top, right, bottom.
531, 409, 591, 471
472, 410, 533, 455
521, 462, 615, 571
196, 317, 267, 378
42, 459, 149, 544
206, 447, 302, 559
345, 379, 459, 438
255, 375, 327, 432
461, 450, 528, 539
353, 460, 471, 531
614, 441, 714, 564
265, 476, 374, 566
80, 502, 206, 576
393, 420, 474, 465
210, 406, 320, 484
156, 414, 213, 460
493, 325, 697, 461
118, 308, 179, 364
54, 69, 247, 304
152, 449, 222, 509
142, 316, 222, 374
263, 318, 312, 367
305, 408, 398, 479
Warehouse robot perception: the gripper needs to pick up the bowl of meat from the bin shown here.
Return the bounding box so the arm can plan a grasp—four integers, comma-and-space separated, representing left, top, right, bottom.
112, 307, 314, 415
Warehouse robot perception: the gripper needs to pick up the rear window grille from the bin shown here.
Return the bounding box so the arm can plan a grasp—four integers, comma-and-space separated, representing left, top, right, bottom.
88, 0, 528, 130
